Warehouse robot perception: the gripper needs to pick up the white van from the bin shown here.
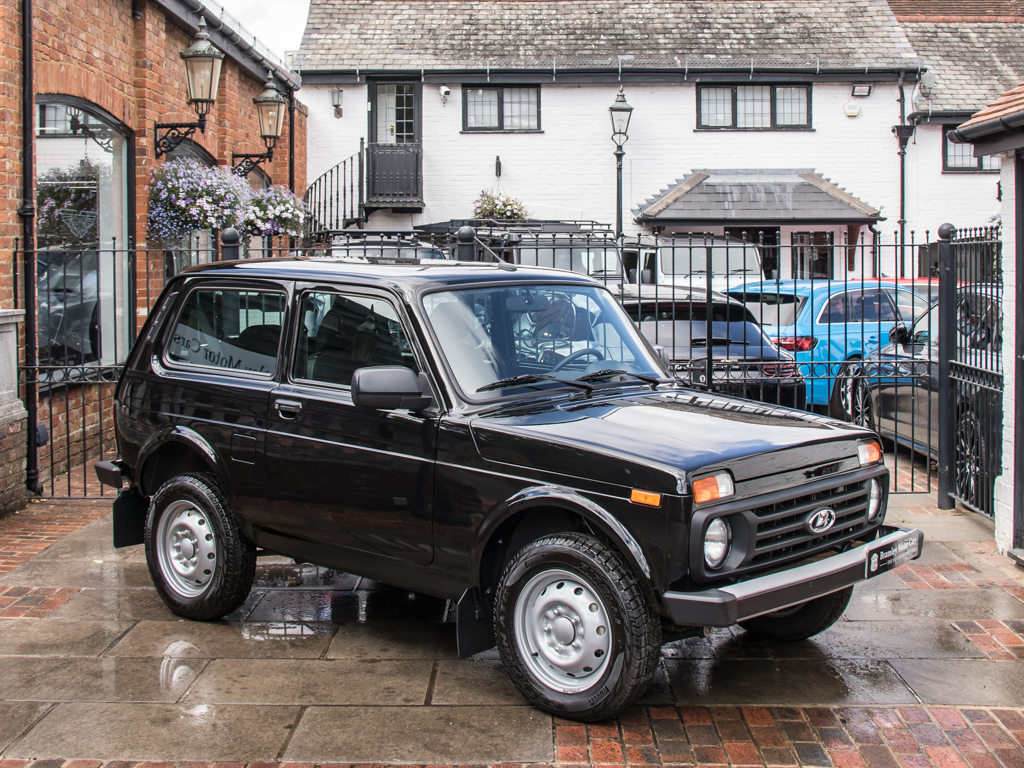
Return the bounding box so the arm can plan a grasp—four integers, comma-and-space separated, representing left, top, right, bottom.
622, 236, 764, 293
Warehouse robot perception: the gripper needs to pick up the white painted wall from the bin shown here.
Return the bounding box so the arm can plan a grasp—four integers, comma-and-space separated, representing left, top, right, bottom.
906, 124, 1004, 239
304, 80, 1000, 278
993, 152, 1016, 555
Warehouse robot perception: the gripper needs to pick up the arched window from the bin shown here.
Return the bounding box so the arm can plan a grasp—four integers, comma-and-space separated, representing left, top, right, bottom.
35, 97, 131, 366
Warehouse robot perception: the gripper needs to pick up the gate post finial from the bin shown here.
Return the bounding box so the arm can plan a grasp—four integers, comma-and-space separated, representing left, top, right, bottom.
938, 222, 956, 240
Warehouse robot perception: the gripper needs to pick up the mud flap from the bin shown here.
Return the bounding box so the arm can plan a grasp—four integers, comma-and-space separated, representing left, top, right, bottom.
456, 589, 495, 658
112, 486, 150, 548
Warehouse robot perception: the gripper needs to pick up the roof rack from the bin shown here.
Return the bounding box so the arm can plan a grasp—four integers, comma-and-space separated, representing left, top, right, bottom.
419, 219, 614, 235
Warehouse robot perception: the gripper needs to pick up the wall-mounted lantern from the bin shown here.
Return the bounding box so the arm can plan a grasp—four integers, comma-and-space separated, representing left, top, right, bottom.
330, 87, 344, 118
233, 72, 288, 176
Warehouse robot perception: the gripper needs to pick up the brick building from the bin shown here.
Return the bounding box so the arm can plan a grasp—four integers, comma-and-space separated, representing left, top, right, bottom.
0, 0, 307, 515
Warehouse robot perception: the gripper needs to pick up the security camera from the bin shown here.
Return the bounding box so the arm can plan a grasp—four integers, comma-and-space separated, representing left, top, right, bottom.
439, 85, 451, 98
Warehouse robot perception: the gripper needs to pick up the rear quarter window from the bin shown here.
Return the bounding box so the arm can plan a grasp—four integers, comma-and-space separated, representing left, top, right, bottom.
164, 287, 287, 376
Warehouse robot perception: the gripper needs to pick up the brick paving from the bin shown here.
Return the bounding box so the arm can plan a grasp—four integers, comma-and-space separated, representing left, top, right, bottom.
0, 584, 80, 617
893, 564, 997, 590
0, 499, 111, 574
952, 621, 1024, 661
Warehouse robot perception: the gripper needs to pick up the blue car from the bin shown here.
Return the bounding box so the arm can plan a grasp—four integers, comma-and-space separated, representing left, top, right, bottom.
727, 280, 932, 417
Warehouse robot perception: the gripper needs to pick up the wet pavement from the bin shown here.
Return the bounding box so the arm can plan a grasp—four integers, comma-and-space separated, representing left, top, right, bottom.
0, 495, 1021, 766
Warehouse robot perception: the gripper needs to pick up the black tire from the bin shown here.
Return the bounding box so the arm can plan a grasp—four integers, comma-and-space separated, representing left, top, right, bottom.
828, 360, 862, 422
144, 472, 256, 621
738, 586, 853, 641
494, 532, 660, 722
954, 410, 983, 509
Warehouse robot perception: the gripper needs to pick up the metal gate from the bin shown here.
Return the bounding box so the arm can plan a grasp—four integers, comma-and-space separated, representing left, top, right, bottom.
936, 225, 1004, 517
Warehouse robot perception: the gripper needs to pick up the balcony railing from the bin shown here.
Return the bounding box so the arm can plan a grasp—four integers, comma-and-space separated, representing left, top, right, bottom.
366, 142, 423, 209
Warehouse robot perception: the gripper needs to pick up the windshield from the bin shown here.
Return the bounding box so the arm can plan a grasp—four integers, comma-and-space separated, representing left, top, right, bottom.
422, 284, 665, 400
659, 244, 761, 276
517, 247, 623, 278
727, 291, 806, 328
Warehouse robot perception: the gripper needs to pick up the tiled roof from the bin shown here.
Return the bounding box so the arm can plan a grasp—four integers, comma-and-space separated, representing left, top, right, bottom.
888, 0, 1023, 22
959, 81, 1024, 131
635, 169, 883, 224
902, 23, 1024, 114
296, 0, 920, 72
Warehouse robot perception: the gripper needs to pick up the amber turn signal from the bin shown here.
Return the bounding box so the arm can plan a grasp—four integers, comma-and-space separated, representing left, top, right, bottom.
692, 472, 735, 504
858, 440, 882, 466
630, 489, 662, 507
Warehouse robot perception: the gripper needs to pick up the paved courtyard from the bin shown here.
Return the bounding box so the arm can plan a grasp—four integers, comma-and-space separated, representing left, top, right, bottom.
0, 493, 1022, 767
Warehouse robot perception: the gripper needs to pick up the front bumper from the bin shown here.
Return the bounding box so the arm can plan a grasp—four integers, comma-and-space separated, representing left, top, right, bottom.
662, 524, 923, 627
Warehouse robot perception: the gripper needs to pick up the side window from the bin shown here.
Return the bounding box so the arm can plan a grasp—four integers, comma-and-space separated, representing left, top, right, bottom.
295, 291, 417, 387
165, 288, 285, 375
912, 304, 940, 345
889, 289, 931, 322
821, 293, 849, 324
845, 289, 895, 323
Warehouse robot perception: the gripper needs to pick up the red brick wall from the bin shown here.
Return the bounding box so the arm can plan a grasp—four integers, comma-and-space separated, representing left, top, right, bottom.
0, 0, 307, 508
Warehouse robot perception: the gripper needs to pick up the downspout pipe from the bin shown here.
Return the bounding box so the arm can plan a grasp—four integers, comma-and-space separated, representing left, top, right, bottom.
19, 0, 42, 496
288, 89, 296, 193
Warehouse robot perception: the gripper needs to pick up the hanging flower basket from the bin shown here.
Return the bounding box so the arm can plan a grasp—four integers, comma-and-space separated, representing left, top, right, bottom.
243, 186, 308, 239
148, 159, 251, 243
473, 190, 528, 221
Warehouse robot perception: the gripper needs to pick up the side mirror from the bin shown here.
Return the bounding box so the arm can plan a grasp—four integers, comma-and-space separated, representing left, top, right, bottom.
888, 323, 910, 346
652, 345, 671, 369
352, 366, 433, 411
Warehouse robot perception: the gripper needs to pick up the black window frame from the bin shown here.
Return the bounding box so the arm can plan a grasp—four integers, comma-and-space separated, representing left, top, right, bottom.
696, 84, 812, 131
942, 126, 1001, 173
461, 85, 542, 133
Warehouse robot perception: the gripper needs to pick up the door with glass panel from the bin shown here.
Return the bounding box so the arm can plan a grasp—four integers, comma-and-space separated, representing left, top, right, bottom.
368, 84, 422, 206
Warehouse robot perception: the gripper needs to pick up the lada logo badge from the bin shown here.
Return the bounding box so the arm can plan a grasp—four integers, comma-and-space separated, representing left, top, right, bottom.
807, 507, 837, 534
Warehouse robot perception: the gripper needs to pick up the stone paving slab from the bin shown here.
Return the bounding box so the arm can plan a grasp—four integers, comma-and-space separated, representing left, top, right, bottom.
0, 619, 133, 656
0, 656, 205, 703
7, 703, 302, 762
106, 621, 337, 659
282, 705, 554, 763
182, 658, 435, 706
845, 589, 1024, 621
0, 703, 50, 752
889, 659, 1024, 706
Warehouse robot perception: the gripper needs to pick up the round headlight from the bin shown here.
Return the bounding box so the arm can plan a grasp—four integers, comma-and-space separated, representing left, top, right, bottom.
704, 517, 731, 570
867, 478, 882, 520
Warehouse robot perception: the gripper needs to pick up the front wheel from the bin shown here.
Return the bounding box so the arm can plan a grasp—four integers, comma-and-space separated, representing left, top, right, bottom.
494, 533, 660, 722
145, 473, 256, 621
738, 586, 853, 641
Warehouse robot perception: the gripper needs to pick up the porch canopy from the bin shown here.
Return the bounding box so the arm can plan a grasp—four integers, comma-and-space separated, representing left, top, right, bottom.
634, 168, 884, 228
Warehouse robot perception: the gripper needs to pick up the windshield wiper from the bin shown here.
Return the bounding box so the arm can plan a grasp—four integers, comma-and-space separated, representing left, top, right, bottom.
476, 374, 594, 394
575, 369, 672, 390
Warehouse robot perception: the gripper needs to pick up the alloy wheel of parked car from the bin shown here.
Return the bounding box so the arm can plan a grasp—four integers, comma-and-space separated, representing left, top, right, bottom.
145, 472, 256, 621
954, 411, 983, 508
494, 533, 660, 721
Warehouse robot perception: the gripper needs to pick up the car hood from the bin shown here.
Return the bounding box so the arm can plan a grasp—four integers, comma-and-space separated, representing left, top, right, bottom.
470, 388, 869, 495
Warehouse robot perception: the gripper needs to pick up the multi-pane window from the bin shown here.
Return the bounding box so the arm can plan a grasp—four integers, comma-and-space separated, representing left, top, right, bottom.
376, 84, 416, 144
464, 86, 540, 131
698, 85, 811, 129
943, 127, 1001, 172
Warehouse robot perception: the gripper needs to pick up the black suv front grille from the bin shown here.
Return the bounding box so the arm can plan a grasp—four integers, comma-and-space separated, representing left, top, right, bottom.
749, 480, 870, 567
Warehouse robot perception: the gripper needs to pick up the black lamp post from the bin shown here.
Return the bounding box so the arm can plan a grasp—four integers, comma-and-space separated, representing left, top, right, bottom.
155, 17, 225, 157
608, 86, 634, 239
233, 72, 289, 176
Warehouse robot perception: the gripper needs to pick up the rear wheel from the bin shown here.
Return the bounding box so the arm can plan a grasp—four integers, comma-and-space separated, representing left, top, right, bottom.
828, 360, 862, 422
954, 410, 983, 508
738, 587, 853, 641
494, 533, 660, 722
145, 473, 256, 621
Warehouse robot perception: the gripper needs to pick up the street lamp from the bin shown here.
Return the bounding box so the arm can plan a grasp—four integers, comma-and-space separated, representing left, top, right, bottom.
233, 72, 288, 176
608, 86, 633, 239
155, 17, 225, 157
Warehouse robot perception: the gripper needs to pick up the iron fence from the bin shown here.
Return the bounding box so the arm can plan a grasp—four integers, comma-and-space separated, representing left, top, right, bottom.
13, 225, 1003, 503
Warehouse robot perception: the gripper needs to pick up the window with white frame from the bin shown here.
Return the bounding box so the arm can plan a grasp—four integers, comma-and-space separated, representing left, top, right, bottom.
698, 85, 811, 129
943, 126, 1001, 172
463, 86, 540, 131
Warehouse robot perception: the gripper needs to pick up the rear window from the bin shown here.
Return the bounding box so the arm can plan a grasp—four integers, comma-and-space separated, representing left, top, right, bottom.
165, 287, 286, 376
727, 291, 806, 327
627, 302, 772, 348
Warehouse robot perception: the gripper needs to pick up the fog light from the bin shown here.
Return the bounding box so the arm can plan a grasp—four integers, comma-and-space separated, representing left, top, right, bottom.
704, 518, 731, 570
867, 478, 882, 520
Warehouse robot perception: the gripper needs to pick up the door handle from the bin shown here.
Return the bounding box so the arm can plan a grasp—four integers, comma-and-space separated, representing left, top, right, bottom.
275, 399, 303, 419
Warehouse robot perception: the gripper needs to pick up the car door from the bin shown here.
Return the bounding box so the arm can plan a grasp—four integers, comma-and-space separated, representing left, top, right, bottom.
264, 285, 437, 564
157, 281, 287, 528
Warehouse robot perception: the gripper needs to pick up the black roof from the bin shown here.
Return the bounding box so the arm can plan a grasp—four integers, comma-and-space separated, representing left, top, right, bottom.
175, 257, 601, 296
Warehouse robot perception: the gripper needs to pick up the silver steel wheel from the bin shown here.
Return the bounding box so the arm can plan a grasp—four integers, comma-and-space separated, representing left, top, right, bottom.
514, 568, 612, 694
155, 499, 218, 599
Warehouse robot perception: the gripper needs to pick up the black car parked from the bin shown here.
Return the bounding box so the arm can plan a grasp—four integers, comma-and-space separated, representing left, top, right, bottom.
97, 257, 921, 721
621, 287, 806, 410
